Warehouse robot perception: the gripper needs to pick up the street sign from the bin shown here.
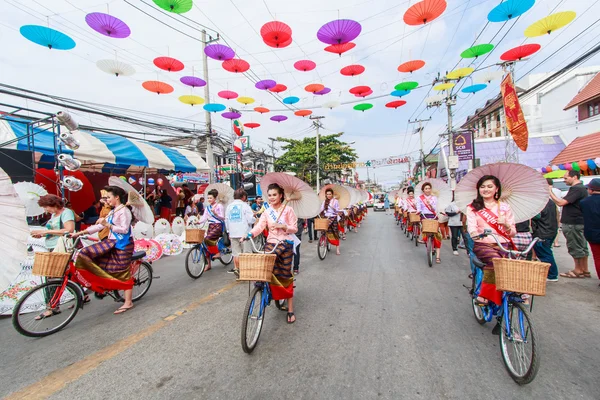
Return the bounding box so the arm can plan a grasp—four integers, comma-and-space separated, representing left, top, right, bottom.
240, 136, 251, 149
452, 131, 474, 161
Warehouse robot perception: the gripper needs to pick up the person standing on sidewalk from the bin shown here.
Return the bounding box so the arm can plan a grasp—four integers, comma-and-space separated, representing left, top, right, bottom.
293, 218, 304, 275
550, 170, 590, 278
445, 200, 463, 256
306, 217, 316, 243
225, 189, 255, 274
581, 178, 600, 283
532, 197, 560, 281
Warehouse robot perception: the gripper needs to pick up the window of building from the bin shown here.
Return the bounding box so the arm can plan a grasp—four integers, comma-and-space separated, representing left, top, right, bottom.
589, 102, 600, 117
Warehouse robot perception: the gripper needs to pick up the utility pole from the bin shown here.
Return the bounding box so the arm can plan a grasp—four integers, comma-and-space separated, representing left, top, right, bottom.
408, 117, 431, 181
446, 94, 458, 190
267, 137, 277, 172
201, 30, 219, 183
309, 115, 325, 192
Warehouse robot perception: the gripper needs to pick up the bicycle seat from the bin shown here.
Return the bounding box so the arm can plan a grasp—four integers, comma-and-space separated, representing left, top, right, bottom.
471, 254, 485, 269
131, 251, 147, 261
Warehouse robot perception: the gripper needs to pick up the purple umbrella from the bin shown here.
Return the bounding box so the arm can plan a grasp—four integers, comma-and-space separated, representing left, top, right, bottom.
315, 87, 331, 95
255, 80, 277, 90
204, 44, 235, 61
180, 76, 206, 88
222, 111, 242, 120
85, 12, 131, 38
270, 115, 288, 122
317, 19, 361, 45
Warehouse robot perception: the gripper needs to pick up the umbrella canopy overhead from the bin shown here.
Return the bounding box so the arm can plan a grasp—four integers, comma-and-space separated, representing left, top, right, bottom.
254, 106, 270, 114
433, 82, 455, 91
13, 182, 47, 217
462, 84, 487, 94
85, 12, 131, 38
317, 19, 362, 45
270, 115, 288, 122
386, 100, 407, 109
255, 79, 277, 90
324, 42, 356, 56
179, 95, 204, 106
244, 122, 260, 129
487, 0, 535, 22
395, 81, 419, 91
260, 21, 293, 48
205, 183, 234, 206
153, 56, 184, 72
152, 0, 193, 14
305, 83, 325, 93
524, 11, 576, 37
319, 184, 351, 209
354, 103, 373, 112
218, 90, 238, 100
109, 176, 154, 224
283, 96, 300, 104
294, 110, 313, 117
340, 64, 365, 77
96, 59, 135, 77
237, 96, 255, 105
500, 44, 541, 61
398, 60, 425, 73
315, 87, 331, 95
294, 60, 316, 72
446, 67, 474, 80
260, 173, 321, 218
204, 44, 235, 61
180, 76, 206, 88
474, 70, 504, 84
269, 84, 287, 93
222, 59, 250, 73
461, 44, 494, 58
203, 103, 226, 112
142, 80, 174, 94
322, 100, 341, 109
391, 89, 411, 97
403, 0, 447, 25
20, 25, 76, 50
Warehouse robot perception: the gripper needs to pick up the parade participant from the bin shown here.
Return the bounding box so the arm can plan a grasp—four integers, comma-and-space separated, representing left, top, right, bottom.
416, 182, 442, 263
338, 210, 347, 240
225, 189, 255, 274
467, 175, 516, 305
198, 189, 225, 271
246, 183, 299, 324
98, 190, 112, 240
320, 188, 341, 255
405, 187, 418, 232
72, 186, 135, 314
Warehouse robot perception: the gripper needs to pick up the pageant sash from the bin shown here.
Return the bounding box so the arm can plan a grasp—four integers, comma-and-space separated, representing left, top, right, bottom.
473, 205, 516, 250
419, 195, 436, 215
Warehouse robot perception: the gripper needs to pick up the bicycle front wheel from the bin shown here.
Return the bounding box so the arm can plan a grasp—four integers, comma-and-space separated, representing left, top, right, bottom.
12, 280, 82, 337
219, 248, 233, 266
414, 228, 419, 247
241, 285, 266, 354
499, 301, 539, 385
427, 236, 434, 267
185, 246, 207, 279
317, 233, 328, 260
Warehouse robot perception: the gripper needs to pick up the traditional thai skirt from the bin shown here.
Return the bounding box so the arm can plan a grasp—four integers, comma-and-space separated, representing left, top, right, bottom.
264, 241, 294, 300
75, 238, 134, 281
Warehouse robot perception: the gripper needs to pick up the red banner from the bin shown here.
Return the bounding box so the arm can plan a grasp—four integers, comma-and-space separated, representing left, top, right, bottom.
500, 74, 529, 151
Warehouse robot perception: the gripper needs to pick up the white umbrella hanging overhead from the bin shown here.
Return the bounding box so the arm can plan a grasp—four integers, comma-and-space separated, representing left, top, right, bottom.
13, 181, 48, 217
260, 173, 321, 218
416, 178, 453, 212
0, 168, 30, 294
96, 59, 136, 77
454, 162, 549, 223
319, 184, 351, 209
474, 70, 504, 84
108, 176, 154, 224
205, 183, 234, 207
322, 101, 341, 110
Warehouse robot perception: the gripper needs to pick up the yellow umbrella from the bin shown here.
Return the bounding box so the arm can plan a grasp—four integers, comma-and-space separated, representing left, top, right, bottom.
446, 67, 474, 80
543, 170, 566, 179
179, 95, 204, 106
237, 96, 255, 105
433, 82, 455, 91
524, 11, 576, 37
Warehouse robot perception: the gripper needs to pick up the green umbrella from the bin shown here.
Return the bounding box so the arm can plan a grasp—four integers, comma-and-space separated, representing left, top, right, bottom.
543, 170, 566, 179
395, 81, 419, 91
152, 0, 193, 14
354, 103, 373, 112
461, 44, 494, 58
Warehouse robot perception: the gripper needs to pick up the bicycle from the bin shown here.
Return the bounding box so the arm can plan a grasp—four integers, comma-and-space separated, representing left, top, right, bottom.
410, 217, 421, 247
466, 230, 541, 385
184, 236, 233, 279
317, 230, 331, 260
13, 235, 153, 337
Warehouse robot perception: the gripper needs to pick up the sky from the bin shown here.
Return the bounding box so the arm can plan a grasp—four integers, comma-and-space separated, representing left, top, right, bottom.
1, 0, 599, 185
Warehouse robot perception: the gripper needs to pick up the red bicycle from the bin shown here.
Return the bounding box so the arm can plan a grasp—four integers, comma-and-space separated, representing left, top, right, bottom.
12, 236, 154, 337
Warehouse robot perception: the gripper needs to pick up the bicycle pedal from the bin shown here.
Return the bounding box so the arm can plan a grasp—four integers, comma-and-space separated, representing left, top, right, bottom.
154, 276, 160, 279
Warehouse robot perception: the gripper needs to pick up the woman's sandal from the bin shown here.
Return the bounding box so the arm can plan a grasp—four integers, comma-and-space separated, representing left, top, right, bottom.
559, 270, 585, 279
286, 312, 296, 324
583, 272, 592, 278
435, 258, 441, 264
35, 308, 61, 320
114, 305, 134, 315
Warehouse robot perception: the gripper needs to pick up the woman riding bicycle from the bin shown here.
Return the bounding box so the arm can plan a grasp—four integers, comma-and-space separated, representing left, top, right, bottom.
198, 188, 224, 271
416, 182, 442, 264
466, 175, 516, 305
245, 183, 298, 324
320, 188, 341, 255
404, 187, 417, 233
71, 185, 135, 315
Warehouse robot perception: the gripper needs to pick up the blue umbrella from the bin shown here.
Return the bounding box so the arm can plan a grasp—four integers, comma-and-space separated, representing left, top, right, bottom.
488, 0, 535, 23
20, 25, 76, 50
203, 103, 226, 113
461, 84, 487, 94
390, 89, 411, 97
283, 96, 300, 104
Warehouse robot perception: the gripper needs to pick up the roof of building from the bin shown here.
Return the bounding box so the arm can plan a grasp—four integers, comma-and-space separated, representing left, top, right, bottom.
551, 131, 600, 164
564, 72, 600, 110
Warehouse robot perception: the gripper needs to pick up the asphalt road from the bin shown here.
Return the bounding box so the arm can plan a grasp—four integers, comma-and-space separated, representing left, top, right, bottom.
1, 211, 599, 400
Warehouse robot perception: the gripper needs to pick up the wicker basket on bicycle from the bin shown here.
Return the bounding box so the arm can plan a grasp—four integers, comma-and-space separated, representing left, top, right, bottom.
237, 253, 277, 282
402, 211, 408, 218
408, 213, 421, 223
32, 252, 71, 278
493, 259, 551, 296
314, 218, 331, 231
421, 219, 439, 234
185, 229, 205, 244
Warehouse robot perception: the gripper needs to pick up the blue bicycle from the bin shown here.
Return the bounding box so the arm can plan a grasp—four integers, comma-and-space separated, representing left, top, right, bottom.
184, 237, 233, 279
467, 230, 541, 385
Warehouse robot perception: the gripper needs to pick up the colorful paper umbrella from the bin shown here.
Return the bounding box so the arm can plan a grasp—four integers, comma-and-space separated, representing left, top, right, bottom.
426, 94, 445, 105
295, 110, 313, 117
433, 82, 455, 91
244, 122, 260, 129
446, 67, 474, 80
254, 106, 270, 113
20, 25, 76, 50
398, 60, 426, 73
203, 103, 226, 112
475, 70, 504, 84
386, 100, 407, 109
222, 59, 250, 73
96, 59, 135, 77
487, 0, 534, 22
283, 96, 300, 104
180, 76, 206, 87
315, 87, 331, 95
305, 84, 325, 93
152, 0, 193, 14
204, 44, 235, 61
142, 80, 174, 94
349, 85, 371, 96
403, 0, 447, 25
85, 12, 130, 38
524, 11, 576, 37
461, 84, 487, 94
218, 90, 238, 100
179, 95, 204, 106
356, 89, 373, 98
294, 60, 316, 72
154, 56, 184, 72
340, 64, 365, 76
261, 21, 293, 48
222, 111, 241, 120
266, 37, 292, 48
269, 84, 287, 93
500, 44, 541, 61
271, 115, 288, 122
322, 101, 341, 109
255, 79, 277, 90
354, 103, 373, 112
391, 90, 411, 97
461, 44, 494, 58
317, 19, 362, 45
324, 42, 356, 56
395, 81, 419, 91
237, 96, 255, 105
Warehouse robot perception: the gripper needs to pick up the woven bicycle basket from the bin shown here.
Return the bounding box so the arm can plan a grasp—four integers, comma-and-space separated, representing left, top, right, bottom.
408, 213, 421, 223
237, 253, 277, 282
185, 229, 205, 243
314, 218, 331, 231
493, 259, 551, 296
403, 211, 408, 218
421, 219, 439, 234
32, 252, 71, 278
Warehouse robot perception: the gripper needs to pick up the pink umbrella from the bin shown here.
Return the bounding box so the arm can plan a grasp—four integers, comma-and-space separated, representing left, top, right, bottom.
134, 239, 163, 262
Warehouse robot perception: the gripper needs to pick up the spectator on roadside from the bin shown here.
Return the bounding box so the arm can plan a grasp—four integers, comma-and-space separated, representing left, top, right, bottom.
252, 196, 264, 215
159, 189, 173, 220
532, 195, 560, 282
306, 217, 316, 243
293, 218, 305, 275
550, 170, 590, 278
184, 199, 199, 222
182, 184, 194, 206
226, 189, 255, 274
176, 188, 186, 217
445, 200, 463, 256
581, 178, 600, 284
145, 186, 156, 216
153, 185, 162, 215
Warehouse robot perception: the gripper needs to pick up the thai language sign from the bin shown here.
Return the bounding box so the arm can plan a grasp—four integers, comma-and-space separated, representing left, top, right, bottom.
452, 131, 474, 161
324, 155, 410, 170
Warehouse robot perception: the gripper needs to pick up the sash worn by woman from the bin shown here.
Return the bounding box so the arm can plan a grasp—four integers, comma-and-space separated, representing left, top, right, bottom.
405, 188, 418, 232
320, 189, 341, 254
199, 189, 224, 257
416, 182, 442, 263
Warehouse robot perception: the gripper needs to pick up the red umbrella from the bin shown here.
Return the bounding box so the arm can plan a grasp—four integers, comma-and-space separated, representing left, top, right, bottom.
349, 85, 371, 96
500, 44, 541, 61
294, 60, 316, 72
403, 0, 447, 25
35, 169, 94, 214
222, 58, 250, 73
324, 42, 356, 56
386, 100, 407, 109
398, 60, 425, 73
294, 110, 313, 117
265, 37, 292, 48
142, 80, 174, 94
261, 21, 292, 48
355, 89, 373, 98
153, 56, 184, 72
305, 83, 325, 93
340, 64, 365, 77
244, 122, 260, 129
218, 90, 238, 100
269, 84, 287, 93
254, 106, 270, 114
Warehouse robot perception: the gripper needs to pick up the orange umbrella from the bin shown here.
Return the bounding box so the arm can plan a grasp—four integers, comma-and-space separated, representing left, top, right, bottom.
305, 83, 325, 93
398, 60, 425, 73
403, 0, 447, 25
142, 80, 174, 94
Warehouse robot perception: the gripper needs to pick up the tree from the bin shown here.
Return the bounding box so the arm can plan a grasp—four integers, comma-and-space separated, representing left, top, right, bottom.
274, 132, 357, 186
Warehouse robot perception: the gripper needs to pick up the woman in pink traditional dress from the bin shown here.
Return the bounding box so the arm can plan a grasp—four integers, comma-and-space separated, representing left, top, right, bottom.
416, 183, 443, 263
404, 187, 417, 232
246, 183, 298, 324
466, 175, 517, 305
320, 188, 341, 255
198, 189, 224, 271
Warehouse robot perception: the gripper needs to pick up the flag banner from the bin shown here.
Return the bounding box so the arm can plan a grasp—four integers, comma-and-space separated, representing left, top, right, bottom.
500, 74, 529, 151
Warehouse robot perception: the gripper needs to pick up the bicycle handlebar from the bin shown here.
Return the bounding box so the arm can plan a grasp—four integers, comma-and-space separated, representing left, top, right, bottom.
244, 236, 284, 254
477, 229, 540, 257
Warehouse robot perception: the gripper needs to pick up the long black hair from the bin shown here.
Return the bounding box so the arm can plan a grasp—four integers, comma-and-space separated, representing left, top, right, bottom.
470, 175, 502, 211
104, 185, 127, 204
267, 183, 285, 203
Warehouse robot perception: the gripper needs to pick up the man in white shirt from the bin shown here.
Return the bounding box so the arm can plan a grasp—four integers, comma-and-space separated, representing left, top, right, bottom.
225, 188, 256, 274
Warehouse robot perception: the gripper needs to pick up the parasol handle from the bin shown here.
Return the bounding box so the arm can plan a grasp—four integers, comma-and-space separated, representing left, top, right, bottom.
274, 200, 288, 224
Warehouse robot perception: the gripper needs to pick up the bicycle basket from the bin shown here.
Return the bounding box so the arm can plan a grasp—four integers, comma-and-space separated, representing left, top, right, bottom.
403, 211, 408, 218
32, 252, 71, 277
238, 253, 277, 282
421, 219, 439, 234
408, 213, 421, 223
185, 229, 205, 244
314, 218, 331, 231
493, 259, 550, 296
